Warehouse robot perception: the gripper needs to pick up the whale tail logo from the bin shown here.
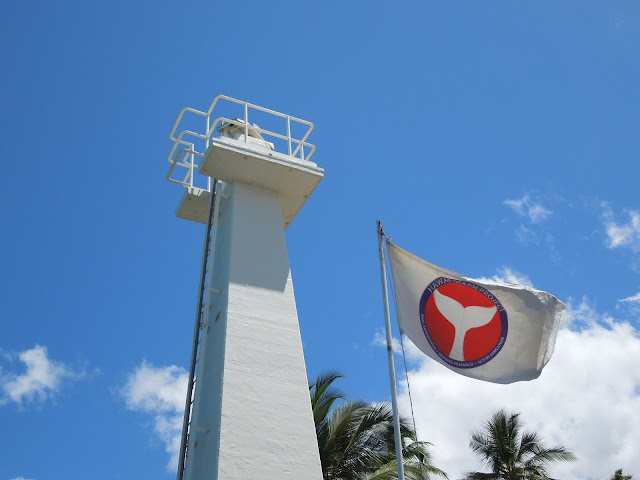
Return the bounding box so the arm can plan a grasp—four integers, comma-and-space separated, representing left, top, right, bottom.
432, 289, 497, 361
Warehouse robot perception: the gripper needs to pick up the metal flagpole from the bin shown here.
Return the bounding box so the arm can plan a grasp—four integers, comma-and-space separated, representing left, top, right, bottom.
377, 220, 405, 480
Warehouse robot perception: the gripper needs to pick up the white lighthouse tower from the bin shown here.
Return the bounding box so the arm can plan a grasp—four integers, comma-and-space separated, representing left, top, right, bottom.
166, 96, 324, 480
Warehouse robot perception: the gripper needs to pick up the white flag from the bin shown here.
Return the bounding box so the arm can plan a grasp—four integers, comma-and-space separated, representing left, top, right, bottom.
386, 241, 565, 384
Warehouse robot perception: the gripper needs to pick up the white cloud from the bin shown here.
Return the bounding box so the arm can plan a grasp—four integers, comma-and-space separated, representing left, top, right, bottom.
373, 328, 423, 362
10, 477, 35, 480
619, 292, 640, 315
602, 203, 640, 252
619, 292, 640, 304
514, 224, 540, 245
1, 345, 78, 406
390, 298, 640, 480
473, 266, 533, 287
504, 196, 552, 223
121, 361, 188, 472
373, 329, 401, 353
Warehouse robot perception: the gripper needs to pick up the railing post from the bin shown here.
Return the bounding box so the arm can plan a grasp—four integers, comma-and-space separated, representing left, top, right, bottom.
300, 144, 305, 160
206, 116, 210, 149
205, 116, 210, 191
244, 103, 249, 143
286, 116, 292, 156
190, 143, 196, 188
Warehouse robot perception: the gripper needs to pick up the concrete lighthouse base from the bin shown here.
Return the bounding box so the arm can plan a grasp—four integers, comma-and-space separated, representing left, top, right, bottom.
184, 181, 323, 480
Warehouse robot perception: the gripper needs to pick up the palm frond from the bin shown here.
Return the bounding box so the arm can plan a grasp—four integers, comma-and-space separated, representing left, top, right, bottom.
467, 409, 576, 480
462, 472, 503, 480
311, 371, 446, 480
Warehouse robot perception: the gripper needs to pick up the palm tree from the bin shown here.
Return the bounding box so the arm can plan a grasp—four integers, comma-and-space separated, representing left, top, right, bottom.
310, 371, 447, 480
610, 469, 633, 480
464, 409, 576, 480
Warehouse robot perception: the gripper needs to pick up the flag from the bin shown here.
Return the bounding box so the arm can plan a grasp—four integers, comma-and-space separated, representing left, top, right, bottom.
386, 241, 565, 384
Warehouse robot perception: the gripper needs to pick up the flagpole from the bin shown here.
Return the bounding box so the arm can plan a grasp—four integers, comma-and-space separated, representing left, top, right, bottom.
377, 220, 405, 480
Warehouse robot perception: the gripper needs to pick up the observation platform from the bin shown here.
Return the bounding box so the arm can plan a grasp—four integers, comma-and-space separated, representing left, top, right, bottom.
198, 136, 323, 229
167, 95, 323, 229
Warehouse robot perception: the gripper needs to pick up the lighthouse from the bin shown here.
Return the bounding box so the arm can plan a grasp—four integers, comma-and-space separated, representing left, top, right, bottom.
166, 96, 324, 480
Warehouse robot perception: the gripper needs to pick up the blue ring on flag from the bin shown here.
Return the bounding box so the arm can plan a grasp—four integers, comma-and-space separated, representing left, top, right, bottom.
419, 277, 508, 369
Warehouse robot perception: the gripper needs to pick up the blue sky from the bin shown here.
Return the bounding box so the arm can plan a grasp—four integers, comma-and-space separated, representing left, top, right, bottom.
1, 1, 639, 479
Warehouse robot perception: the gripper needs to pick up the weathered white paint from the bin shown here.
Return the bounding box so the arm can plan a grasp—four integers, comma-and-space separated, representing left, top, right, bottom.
184, 179, 323, 480
176, 187, 212, 224
199, 136, 324, 229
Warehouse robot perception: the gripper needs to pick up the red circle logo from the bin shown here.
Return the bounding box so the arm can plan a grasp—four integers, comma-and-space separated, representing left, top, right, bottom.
419, 278, 508, 368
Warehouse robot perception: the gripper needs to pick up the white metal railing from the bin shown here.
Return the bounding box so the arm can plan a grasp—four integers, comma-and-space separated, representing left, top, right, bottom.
166, 95, 316, 189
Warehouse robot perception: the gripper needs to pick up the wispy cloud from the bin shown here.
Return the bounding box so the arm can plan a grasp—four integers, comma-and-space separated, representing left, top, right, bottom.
473, 266, 534, 287
514, 225, 540, 245
373, 329, 401, 354
373, 328, 424, 361
602, 203, 640, 252
121, 361, 188, 472
618, 292, 640, 314
504, 195, 552, 223
10, 477, 35, 480
1, 345, 80, 406
619, 292, 640, 304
